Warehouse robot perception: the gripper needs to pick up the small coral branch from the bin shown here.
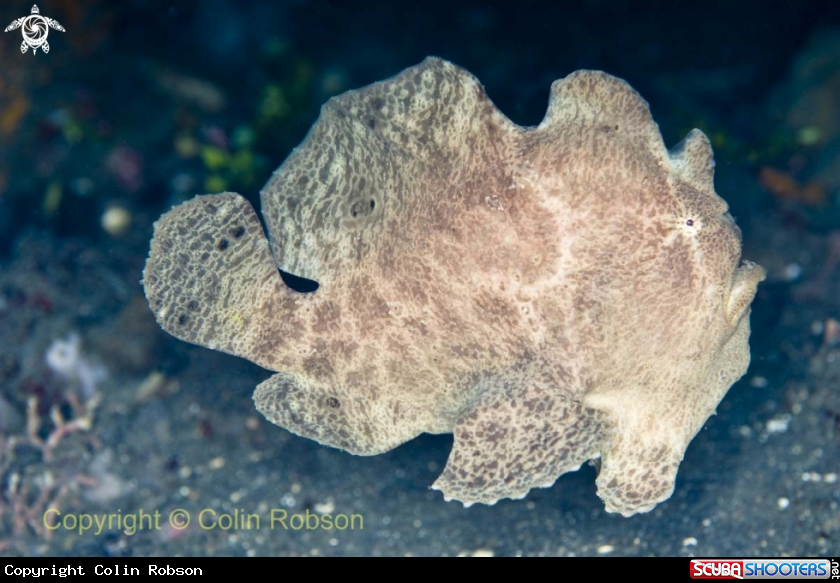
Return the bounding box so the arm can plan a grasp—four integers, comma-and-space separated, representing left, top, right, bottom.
0, 333, 107, 549
22, 333, 107, 461
1, 470, 71, 543
26, 392, 101, 462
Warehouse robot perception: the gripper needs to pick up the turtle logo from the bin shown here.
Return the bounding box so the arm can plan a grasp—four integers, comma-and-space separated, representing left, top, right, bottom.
5, 5, 65, 55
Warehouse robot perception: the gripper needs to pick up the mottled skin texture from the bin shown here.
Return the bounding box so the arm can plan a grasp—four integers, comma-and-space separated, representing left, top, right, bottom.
143, 58, 765, 516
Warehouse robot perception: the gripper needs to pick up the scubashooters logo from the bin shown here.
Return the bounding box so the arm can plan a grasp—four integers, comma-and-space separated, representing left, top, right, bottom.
4, 5, 65, 54
691, 559, 835, 579
692, 561, 745, 579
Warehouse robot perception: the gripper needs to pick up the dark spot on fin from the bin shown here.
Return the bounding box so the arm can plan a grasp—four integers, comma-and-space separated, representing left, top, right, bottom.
350, 199, 376, 218
279, 269, 319, 293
